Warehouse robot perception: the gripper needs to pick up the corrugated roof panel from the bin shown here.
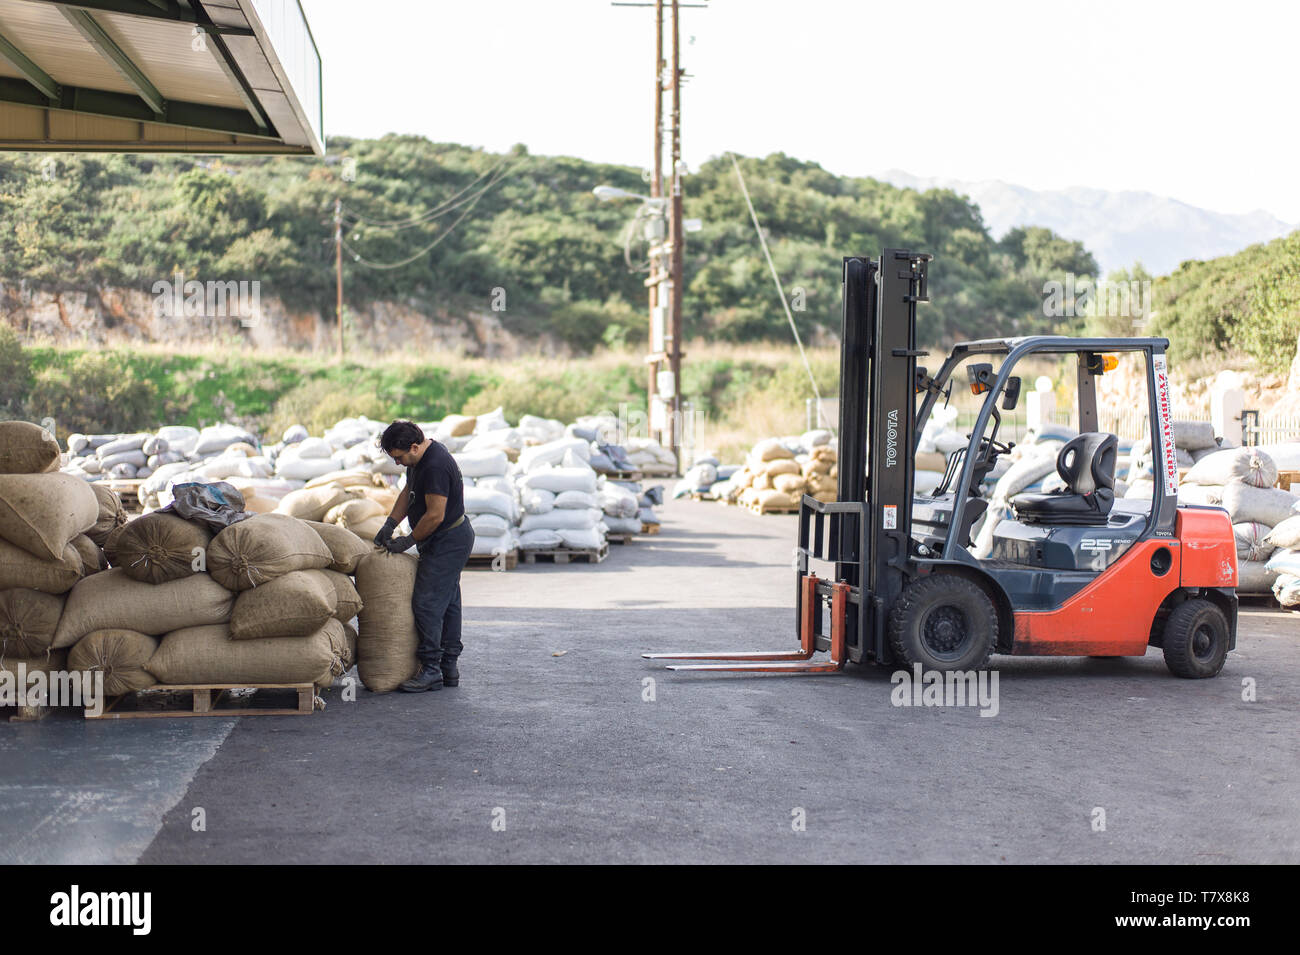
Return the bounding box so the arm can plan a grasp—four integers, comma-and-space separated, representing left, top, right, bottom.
92, 12, 245, 110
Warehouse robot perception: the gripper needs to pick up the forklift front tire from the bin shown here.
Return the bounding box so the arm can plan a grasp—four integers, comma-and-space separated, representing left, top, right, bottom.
889, 575, 998, 672
1162, 599, 1229, 679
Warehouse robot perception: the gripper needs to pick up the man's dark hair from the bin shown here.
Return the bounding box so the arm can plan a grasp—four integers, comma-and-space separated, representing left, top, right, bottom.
379, 420, 425, 453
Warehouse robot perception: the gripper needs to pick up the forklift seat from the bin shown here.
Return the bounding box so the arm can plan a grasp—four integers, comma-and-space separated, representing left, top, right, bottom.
1012, 432, 1118, 526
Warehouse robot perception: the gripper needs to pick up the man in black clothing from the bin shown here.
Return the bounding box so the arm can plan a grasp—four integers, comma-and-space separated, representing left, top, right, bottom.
375, 420, 476, 692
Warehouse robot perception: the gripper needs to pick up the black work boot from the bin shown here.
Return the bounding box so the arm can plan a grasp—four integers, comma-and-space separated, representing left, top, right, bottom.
398, 664, 443, 693
441, 658, 460, 687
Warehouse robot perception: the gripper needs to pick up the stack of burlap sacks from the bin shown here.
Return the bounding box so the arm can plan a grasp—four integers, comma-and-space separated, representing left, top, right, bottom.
718, 437, 838, 511
1174, 447, 1300, 602
0, 421, 115, 687
4, 420, 424, 697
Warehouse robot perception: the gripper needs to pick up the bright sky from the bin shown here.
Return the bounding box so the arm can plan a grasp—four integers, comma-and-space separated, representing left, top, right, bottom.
300, 0, 1300, 222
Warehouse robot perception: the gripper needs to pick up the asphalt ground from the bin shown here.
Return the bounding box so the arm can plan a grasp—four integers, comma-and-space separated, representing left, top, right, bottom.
3, 497, 1297, 864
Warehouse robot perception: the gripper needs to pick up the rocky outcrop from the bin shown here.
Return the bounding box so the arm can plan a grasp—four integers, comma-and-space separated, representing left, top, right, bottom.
0, 284, 568, 359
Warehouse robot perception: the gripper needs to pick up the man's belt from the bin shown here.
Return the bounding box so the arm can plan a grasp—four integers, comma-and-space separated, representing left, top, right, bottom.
445, 514, 466, 531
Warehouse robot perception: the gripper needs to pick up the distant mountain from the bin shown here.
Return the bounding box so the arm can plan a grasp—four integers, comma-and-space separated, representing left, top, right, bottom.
878, 170, 1296, 275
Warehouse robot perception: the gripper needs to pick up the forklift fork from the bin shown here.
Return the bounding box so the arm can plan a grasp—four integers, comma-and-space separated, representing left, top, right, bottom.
642, 575, 849, 674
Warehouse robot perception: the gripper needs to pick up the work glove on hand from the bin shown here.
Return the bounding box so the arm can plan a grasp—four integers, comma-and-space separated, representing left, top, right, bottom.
384, 534, 415, 553
373, 518, 397, 547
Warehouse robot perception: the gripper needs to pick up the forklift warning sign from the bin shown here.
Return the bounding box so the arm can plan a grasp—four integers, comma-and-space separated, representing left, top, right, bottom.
883, 505, 897, 529
1153, 353, 1179, 496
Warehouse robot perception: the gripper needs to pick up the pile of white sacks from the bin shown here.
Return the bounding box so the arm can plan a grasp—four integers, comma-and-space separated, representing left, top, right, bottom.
1154, 445, 1300, 601
63, 409, 666, 563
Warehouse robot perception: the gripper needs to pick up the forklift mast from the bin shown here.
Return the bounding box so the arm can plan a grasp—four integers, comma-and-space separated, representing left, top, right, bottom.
796, 250, 931, 665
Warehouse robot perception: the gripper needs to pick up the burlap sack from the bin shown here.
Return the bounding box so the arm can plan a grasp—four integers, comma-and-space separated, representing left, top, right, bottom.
53, 569, 234, 649
70, 534, 108, 575
105, 512, 211, 584
1221, 483, 1300, 527
444, 414, 477, 438
356, 486, 399, 510
1185, 448, 1277, 489
342, 622, 358, 669
807, 473, 837, 496
313, 619, 354, 689
753, 438, 794, 462
68, 629, 159, 695
0, 473, 99, 561
229, 569, 337, 640
0, 588, 64, 657
241, 494, 279, 515
0, 537, 83, 594
349, 515, 388, 544
306, 520, 372, 574
754, 489, 799, 510
86, 484, 129, 546
0, 421, 61, 474
207, 513, 333, 591
305, 469, 379, 490
275, 485, 356, 522
763, 459, 801, 478
353, 551, 419, 693
1237, 560, 1278, 594
146, 621, 340, 686
323, 498, 386, 528
1233, 522, 1275, 563
1264, 515, 1300, 550
0, 648, 67, 681
321, 569, 364, 622
773, 473, 807, 495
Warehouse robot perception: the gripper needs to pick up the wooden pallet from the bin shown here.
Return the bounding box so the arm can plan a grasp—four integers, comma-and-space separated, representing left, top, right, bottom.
639, 522, 662, 535
467, 549, 519, 570
744, 500, 800, 515
597, 469, 644, 482
689, 491, 717, 502
606, 533, 635, 545
521, 542, 610, 565
1279, 470, 1300, 492
4, 702, 51, 723
104, 478, 144, 512
86, 683, 318, 720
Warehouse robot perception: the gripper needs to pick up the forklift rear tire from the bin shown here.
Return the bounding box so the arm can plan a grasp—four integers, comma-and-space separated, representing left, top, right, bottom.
1162, 599, 1229, 679
889, 575, 998, 672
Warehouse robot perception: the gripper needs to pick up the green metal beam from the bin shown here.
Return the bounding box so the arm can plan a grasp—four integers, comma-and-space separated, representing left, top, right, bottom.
21, 0, 200, 26
0, 31, 60, 101
199, 27, 268, 130
0, 76, 276, 139
59, 6, 165, 116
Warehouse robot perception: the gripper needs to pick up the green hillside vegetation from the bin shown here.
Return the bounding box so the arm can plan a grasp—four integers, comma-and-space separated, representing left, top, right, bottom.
1150, 231, 1300, 375
0, 137, 1096, 352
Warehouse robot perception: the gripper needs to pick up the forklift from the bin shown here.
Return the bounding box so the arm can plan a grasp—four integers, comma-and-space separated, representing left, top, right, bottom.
646, 250, 1238, 679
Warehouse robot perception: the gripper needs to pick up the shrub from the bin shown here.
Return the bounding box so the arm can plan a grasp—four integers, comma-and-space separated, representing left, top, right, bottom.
27, 352, 158, 438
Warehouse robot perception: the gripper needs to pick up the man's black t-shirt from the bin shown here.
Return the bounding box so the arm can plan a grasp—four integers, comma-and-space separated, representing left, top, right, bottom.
405, 440, 465, 538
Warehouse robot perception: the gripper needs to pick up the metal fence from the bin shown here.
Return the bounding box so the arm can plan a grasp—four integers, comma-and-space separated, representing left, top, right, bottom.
1242, 412, 1300, 447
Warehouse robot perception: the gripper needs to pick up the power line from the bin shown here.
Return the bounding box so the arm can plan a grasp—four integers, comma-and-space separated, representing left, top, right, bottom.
729, 151, 830, 431
340, 157, 511, 230
340, 159, 520, 270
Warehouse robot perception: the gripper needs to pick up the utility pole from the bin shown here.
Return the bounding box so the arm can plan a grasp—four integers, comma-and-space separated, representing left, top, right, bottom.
667, 0, 683, 463
334, 196, 344, 363
647, 0, 663, 445
615, 0, 702, 468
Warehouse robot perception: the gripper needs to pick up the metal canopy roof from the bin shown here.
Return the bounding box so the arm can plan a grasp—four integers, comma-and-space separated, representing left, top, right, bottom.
0, 0, 322, 154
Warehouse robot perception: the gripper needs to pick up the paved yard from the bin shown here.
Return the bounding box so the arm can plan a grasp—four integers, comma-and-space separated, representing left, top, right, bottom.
3, 498, 1297, 863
